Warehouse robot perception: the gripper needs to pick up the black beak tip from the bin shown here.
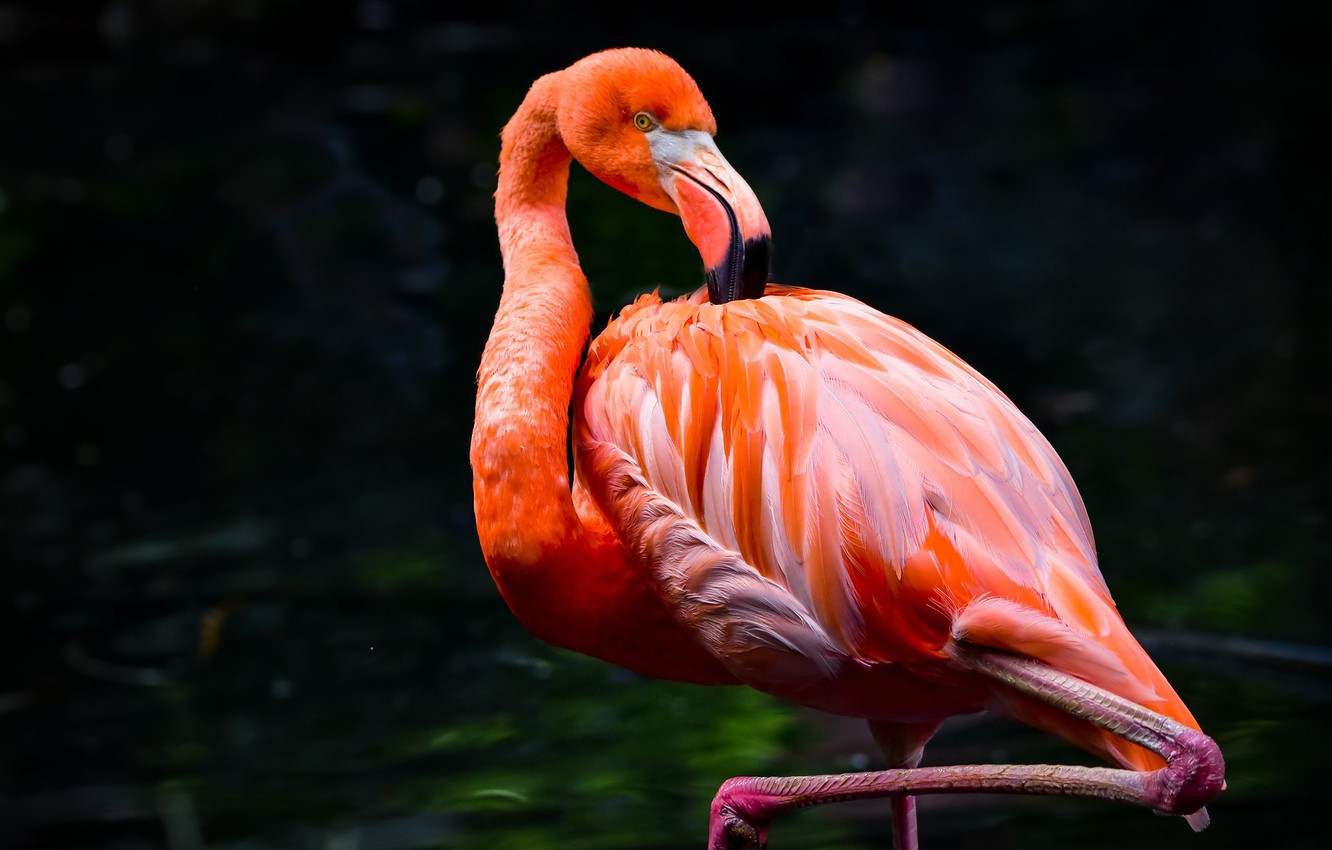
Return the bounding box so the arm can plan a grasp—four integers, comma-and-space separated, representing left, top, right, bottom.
706, 233, 772, 305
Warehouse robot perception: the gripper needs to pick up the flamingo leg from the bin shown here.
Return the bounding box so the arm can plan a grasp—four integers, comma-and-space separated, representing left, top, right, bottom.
707, 650, 1224, 850
889, 795, 917, 850
868, 720, 939, 850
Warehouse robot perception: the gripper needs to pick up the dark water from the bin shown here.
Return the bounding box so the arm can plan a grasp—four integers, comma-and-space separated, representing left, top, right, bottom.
2, 3, 1328, 849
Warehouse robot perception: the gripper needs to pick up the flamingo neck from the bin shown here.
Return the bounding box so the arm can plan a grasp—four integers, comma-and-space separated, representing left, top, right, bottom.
471, 74, 607, 644
470, 75, 734, 686
472, 73, 593, 615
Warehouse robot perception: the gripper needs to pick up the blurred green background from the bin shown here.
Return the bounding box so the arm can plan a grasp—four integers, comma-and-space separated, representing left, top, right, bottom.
1, 2, 1328, 849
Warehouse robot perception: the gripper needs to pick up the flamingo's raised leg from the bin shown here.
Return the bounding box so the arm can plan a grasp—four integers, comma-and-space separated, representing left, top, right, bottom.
708, 649, 1224, 850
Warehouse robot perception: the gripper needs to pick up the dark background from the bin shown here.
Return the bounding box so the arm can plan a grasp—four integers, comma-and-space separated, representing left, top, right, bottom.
2, 2, 1328, 848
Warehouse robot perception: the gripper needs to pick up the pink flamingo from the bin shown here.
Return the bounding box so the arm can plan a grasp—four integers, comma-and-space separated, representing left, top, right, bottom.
471, 48, 1224, 850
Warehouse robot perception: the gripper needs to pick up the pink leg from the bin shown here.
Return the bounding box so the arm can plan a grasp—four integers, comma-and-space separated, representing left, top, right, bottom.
708, 650, 1224, 850
889, 796, 917, 850
868, 720, 939, 850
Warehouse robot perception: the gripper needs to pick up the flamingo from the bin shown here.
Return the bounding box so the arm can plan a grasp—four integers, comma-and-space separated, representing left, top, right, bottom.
470, 48, 1224, 850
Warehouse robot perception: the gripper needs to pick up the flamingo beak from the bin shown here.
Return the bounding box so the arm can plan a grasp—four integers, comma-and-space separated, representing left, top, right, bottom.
652, 132, 772, 303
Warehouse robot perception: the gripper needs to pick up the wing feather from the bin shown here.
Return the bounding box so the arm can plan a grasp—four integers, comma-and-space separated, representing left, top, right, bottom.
576, 287, 1112, 665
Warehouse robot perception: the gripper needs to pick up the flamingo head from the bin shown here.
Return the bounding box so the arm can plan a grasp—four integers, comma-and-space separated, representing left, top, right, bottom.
556, 48, 772, 303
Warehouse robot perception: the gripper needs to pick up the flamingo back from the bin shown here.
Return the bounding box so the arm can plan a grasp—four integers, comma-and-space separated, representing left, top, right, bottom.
574, 285, 1198, 769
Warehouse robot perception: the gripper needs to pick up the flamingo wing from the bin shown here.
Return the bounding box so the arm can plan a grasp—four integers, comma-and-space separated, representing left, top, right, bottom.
573, 286, 1194, 762
576, 286, 1096, 633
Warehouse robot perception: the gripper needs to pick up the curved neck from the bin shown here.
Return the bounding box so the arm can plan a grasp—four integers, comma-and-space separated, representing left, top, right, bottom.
473, 74, 591, 571
470, 74, 733, 686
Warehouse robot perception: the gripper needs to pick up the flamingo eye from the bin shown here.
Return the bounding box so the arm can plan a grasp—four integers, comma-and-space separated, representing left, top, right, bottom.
633, 111, 657, 131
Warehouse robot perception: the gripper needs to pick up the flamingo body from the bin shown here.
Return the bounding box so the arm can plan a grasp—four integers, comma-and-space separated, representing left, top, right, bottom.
573, 283, 1196, 771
